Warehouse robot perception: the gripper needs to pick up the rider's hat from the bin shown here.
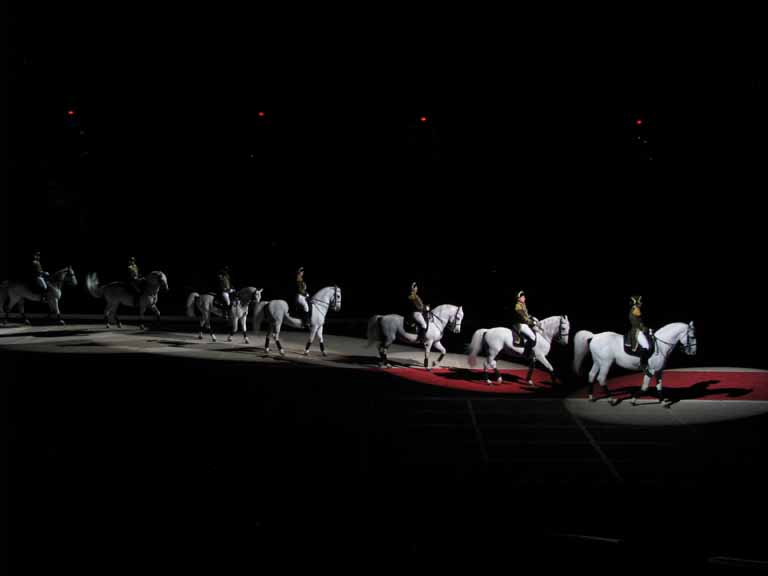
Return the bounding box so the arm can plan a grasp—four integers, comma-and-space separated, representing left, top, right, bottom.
33, 250, 41, 257
516, 290, 525, 299
129, 256, 136, 262
630, 295, 642, 306
297, 267, 304, 274
411, 282, 418, 291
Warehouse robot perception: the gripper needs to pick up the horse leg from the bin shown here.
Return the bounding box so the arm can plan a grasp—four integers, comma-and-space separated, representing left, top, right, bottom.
318, 326, 326, 357
587, 362, 600, 401
525, 360, 536, 386
656, 370, 669, 406
264, 331, 271, 354
432, 341, 446, 368
304, 324, 318, 356
536, 355, 556, 385
152, 304, 161, 324
631, 372, 653, 406
227, 314, 236, 343
241, 316, 249, 344
273, 320, 285, 356
423, 340, 434, 370
489, 356, 502, 385
19, 300, 30, 325
138, 303, 146, 331
208, 312, 216, 342
5, 295, 18, 325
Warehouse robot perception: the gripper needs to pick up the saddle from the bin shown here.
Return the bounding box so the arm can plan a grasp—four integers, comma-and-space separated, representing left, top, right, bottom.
624, 329, 655, 357
404, 310, 431, 334
511, 326, 536, 347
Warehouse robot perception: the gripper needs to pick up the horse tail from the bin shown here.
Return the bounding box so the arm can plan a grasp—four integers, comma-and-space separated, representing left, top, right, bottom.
365, 315, 382, 348
282, 310, 304, 329
467, 328, 488, 367
85, 273, 103, 299
186, 292, 199, 318
573, 330, 594, 374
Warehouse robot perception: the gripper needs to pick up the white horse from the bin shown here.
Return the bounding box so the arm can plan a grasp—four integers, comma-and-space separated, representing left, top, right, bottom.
1, 266, 78, 326
573, 321, 697, 405
467, 315, 570, 385
185, 287, 263, 343
366, 304, 464, 369
252, 285, 342, 356
86, 270, 169, 330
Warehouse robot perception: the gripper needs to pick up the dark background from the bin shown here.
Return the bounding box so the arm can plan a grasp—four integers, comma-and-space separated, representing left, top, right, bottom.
5, 6, 768, 573
5, 6, 766, 369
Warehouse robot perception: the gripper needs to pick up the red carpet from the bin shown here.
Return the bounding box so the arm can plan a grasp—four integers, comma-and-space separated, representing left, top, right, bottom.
381, 367, 557, 394
573, 370, 768, 400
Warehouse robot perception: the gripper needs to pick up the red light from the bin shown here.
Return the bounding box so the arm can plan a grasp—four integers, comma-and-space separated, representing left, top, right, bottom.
420, 116, 428, 123
257, 111, 265, 118
67, 110, 76, 116
635, 118, 643, 126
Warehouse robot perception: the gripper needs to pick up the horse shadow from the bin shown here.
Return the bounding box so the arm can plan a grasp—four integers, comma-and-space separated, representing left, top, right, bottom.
330, 355, 423, 369
0, 329, 93, 339
438, 367, 556, 388
608, 379, 753, 406
146, 339, 197, 348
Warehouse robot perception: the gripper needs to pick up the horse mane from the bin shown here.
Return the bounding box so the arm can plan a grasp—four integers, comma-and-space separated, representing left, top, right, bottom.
311, 285, 336, 300
653, 322, 689, 340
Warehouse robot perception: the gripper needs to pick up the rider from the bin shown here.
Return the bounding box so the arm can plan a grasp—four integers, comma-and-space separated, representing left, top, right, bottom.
296, 267, 312, 328
127, 256, 143, 300
409, 282, 429, 343
513, 290, 537, 360
31, 250, 49, 302
628, 294, 652, 375
217, 265, 233, 319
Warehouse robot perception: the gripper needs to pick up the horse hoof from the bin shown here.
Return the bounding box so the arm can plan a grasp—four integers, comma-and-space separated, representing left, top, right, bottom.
58, 320, 65, 326
610, 398, 619, 406
303, 350, 309, 356
486, 379, 493, 385
24, 319, 31, 325
527, 380, 535, 386
497, 377, 503, 384
279, 350, 285, 357
244, 339, 249, 345
631, 398, 637, 406
212, 337, 217, 343
588, 395, 595, 402
227, 336, 233, 342
322, 351, 328, 357
198, 334, 203, 340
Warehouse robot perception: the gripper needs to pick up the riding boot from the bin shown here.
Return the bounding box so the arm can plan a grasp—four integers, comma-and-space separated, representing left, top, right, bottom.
524, 340, 534, 360
640, 351, 651, 376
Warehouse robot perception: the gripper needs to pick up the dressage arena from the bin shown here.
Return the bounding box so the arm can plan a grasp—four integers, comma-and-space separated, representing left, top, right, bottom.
5, 315, 768, 570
